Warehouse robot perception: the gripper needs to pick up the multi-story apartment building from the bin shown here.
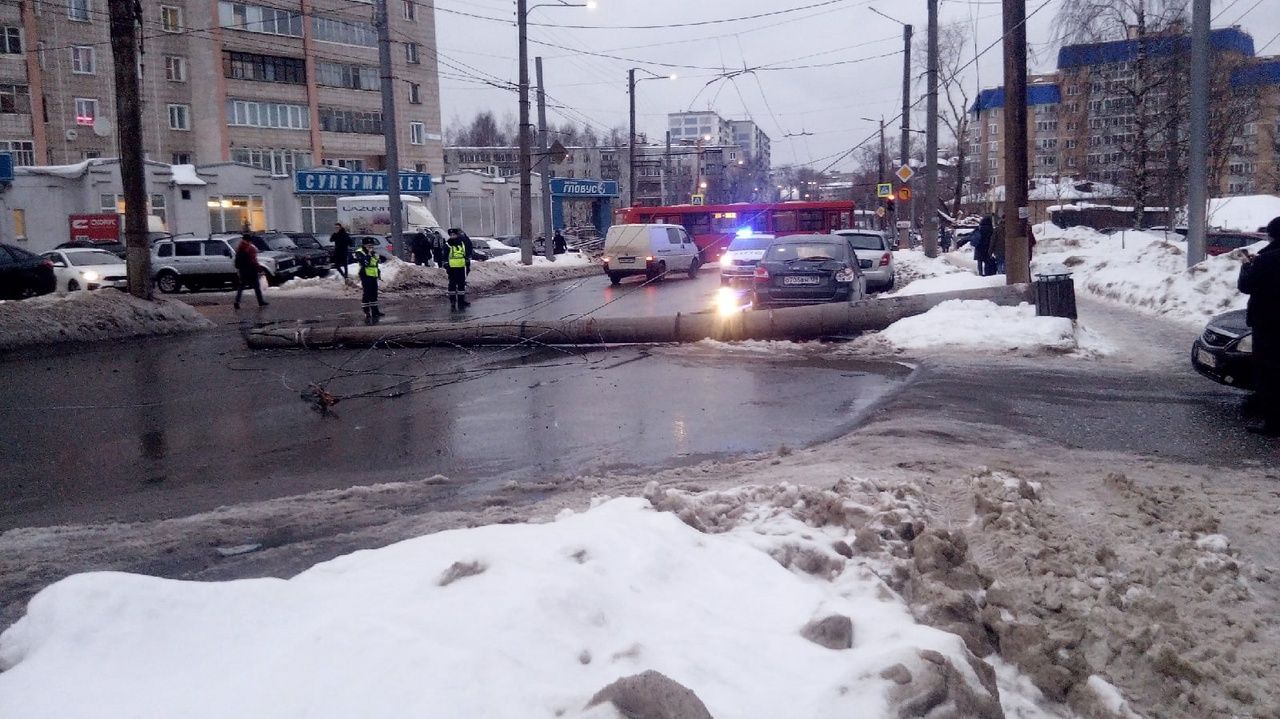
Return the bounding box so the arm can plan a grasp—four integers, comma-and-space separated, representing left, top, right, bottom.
729, 119, 771, 169
667, 111, 732, 147
967, 27, 1280, 207
0, 0, 443, 175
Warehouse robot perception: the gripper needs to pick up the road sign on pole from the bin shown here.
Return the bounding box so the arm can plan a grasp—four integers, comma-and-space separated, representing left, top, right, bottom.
897, 186, 912, 201
875, 206, 886, 218
895, 165, 915, 183
876, 182, 893, 198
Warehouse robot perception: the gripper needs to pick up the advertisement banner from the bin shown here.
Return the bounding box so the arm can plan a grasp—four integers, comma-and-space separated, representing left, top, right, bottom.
68, 214, 121, 243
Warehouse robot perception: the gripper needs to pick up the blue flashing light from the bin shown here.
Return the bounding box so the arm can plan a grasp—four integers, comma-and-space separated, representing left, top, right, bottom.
735, 227, 755, 238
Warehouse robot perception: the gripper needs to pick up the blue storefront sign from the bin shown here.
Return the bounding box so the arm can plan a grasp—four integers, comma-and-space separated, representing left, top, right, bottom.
294, 170, 432, 195
0, 152, 13, 183
550, 178, 618, 197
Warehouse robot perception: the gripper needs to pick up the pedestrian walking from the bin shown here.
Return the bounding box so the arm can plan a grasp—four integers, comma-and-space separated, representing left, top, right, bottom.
233, 234, 268, 309
1238, 216, 1280, 436
553, 229, 568, 255
446, 228, 472, 309
355, 236, 383, 320
331, 222, 352, 279
973, 216, 994, 276
411, 230, 433, 266
991, 215, 1007, 275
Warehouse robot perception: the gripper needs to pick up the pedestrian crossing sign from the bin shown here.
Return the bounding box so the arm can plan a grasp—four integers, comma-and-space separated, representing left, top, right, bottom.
876, 183, 893, 198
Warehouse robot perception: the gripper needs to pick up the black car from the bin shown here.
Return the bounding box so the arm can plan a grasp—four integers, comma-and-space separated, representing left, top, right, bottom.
0, 243, 57, 299
282, 232, 334, 277
56, 239, 128, 259
751, 234, 866, 310
1192, 309, 1254, 389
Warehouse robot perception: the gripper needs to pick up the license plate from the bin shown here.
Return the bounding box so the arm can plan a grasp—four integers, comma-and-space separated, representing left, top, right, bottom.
619, 258, 635, 264
783, 276, 821, 285
1196, 348, 1217, 368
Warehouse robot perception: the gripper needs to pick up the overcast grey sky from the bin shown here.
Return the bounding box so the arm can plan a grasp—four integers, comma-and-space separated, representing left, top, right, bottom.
434, 0, 1280, 172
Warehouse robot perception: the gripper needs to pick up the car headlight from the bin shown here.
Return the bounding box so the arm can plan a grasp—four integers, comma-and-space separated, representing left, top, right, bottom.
1236, 333, 1252, 353
719, 254, 734, 268
81, 270, 100, 282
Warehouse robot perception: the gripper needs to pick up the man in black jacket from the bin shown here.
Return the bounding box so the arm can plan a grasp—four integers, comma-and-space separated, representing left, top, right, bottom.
330, 223, 352, 279
1238, 216, 1280, 436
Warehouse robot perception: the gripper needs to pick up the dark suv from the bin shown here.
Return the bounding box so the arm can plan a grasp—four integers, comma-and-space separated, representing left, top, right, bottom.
751, 234, 866, 309
280, 232, 334, 277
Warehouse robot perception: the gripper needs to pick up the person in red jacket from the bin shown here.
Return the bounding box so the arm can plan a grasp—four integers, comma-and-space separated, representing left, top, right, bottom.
233, 234, 268, 309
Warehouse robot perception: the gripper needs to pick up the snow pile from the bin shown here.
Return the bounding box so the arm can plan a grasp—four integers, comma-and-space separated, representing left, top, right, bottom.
888, 273, 1006, 297
0, 491, 1031, 718
273, 255, 600, 298
1032, 222, 1257, 325
0, 291, 211, 351
890, 249, 970, 291
848, 300, 1110, 358
1206, 194, 1280, 232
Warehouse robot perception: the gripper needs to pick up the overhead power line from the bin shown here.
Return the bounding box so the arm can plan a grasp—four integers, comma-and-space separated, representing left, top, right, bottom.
435, 0, 865, 30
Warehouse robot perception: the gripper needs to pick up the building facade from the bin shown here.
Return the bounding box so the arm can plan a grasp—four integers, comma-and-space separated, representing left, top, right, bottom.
0, 0, 443, 174
967, 27, 1280, 208
666, 111, 732, 146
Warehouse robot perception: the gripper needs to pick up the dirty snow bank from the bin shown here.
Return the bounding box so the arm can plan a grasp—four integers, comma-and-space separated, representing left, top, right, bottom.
891, 249, 969, 290
273, 255, 600, 298
1032, 223, 1256, 325
0, 291, 211, 351
0, 491, 1053, 718
846, 300, 1111, 358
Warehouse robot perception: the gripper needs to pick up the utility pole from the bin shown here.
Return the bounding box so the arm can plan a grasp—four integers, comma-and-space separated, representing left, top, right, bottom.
1186, 0, 1210, 266
878, 118, 887, 184
1001, 0, 1030, 284
628, 68, 636, 207
517, 0, 533, 264
108, 0, 150, 299
374, 0, 403, 257
536, 57, 555, 261
922, 0, 940, 258
663, 130, 671, 205
900, 24, 913, 167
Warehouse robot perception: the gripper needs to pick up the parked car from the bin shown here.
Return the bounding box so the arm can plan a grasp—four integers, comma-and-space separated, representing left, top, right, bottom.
151, 235, 299, 293
55, 239, 128, 259
470, 237, 517, 259
1191, 309, 1254, 389
751, 234, 866, 310
718, 232, 776, 286
347, 234, 398, 262
1206, 231, 1267, 257
41, 248, 128, 292
279, 232, 334, 277
601, 223, 701, 285
0, 243, 56, 299
832, 229, 895, 292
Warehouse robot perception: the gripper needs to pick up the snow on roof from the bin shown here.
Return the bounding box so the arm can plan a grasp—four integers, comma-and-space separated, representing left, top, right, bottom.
1206, 194, 1280, 232
968, 178, 1125, 204
168, 164, 206, 186
17, 159, 104, 179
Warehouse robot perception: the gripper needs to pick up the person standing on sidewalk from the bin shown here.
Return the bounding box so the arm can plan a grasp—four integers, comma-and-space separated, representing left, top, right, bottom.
331, 223, 352, 280
446, 229, 471, 309
233, 234, 268, 309
1238, 216, 1280, 436
355, 236, 383, 320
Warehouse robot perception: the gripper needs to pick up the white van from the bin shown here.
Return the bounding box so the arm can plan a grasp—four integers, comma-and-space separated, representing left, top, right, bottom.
601, 223, 701, 285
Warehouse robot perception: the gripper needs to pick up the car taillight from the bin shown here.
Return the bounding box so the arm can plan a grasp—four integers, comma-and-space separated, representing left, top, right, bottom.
754, 265, 770, 282
41, 260, 53, 269
879, 252, 891, 267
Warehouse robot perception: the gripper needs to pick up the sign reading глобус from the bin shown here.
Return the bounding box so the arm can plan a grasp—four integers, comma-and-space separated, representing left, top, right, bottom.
295, 170, 433, 195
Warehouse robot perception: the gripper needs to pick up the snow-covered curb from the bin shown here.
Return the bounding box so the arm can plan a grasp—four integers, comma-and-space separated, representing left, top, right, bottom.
273, 254, 600, 299
0, 291, 212, 352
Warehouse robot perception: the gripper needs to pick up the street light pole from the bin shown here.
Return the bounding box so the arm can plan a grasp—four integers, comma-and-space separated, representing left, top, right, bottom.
923, 0, 939, 258
628, 68, 676, 207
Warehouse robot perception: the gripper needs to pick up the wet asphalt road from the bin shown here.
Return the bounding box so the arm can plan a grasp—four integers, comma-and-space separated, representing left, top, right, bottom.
0, 272, 909, 529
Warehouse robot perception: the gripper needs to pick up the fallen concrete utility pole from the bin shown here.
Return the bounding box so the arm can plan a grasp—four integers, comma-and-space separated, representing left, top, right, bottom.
247, 285, 1034, 350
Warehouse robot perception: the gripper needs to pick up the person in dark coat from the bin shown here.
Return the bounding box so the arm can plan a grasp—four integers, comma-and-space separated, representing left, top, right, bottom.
973, 216, 994, 276
991, 215, 1007, 275
411, 230, 433, 266
1238, 216, 1280, 436
330, 223, 352, 279
233, 234, 268, 309
553, 229, 568, 255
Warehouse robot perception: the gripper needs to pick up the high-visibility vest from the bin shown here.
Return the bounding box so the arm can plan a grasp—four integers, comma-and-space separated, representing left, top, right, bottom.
448, 243, 467, 268
359, 250, 380, 278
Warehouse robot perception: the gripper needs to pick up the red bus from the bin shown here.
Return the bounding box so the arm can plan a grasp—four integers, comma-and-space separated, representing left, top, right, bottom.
613, 201, 876, 259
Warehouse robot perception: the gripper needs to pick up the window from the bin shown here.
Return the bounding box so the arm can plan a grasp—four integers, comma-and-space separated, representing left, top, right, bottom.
168, 104, 190, 130
226, 99, 310, 129
11, 209, 24, 240
230, 147, 312, 175
409, 122, 425, 145
160, 5, 183, 32
175, 241, 202, 257
71, 46, 95, 74
74, 97, 97, 125
666, 228, 683, 245
299, 195, 338, 233
409, 83, 421, 104
172, 152, 192, 165
207, 195, 266, 233
403, 0, 416, 20
318, 106, 382, 134
223, 51, 306, 84
165, 56, 187, 82
313, 15, 377, 46
405, 42, 419, 63
324, 158, 365, 171
0, 27, 21, 54
219, 2, 304, 37
68, 0, 90, 21
158, 243, 173, 258
315, 61, 379, 90
0, 140, 34, 165
988, 123, 998, 135
204, 241, 231, 257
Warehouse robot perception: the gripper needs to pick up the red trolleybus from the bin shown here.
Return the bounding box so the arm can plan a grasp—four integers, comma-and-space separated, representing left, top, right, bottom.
613, 201, 876, 259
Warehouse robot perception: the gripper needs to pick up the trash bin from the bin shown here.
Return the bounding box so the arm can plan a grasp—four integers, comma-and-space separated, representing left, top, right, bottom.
1034, 272, 1077, 319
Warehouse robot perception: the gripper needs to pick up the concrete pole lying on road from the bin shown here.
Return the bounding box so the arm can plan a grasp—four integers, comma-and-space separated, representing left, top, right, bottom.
246, 285, 1034, 350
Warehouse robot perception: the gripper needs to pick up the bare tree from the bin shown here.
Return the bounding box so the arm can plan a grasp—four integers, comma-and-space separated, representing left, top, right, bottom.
936, 21, 975, 214
450, 111, 509, 147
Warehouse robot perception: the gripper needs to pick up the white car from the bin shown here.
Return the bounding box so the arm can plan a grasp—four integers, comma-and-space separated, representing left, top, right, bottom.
718, 231, 776, 286
601, 223, 701, 285
41, 248, 129, 292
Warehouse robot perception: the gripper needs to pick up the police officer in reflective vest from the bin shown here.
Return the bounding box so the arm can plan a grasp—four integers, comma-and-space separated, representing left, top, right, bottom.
446, 229, 471, 309
355, 237, 383, 319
